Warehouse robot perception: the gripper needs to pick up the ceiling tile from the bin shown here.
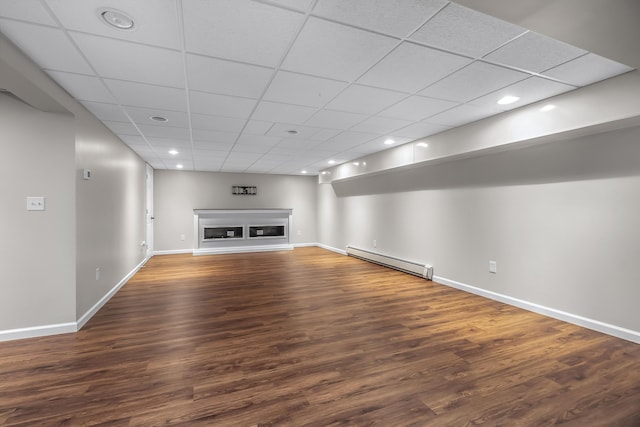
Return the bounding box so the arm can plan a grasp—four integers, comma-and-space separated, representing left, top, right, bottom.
102, 120, 139, 135
469, 76, 576, 111
358, 42, 471, 93
46, 71, 116, 103
225, 151, 263, 163
189, 91, 256, 119
426, 104, 498, 127
282, 17, 397, 81
410, 2, 525, 58
237, 134, 282, 146
118, 135, 148, 147
182, 0, 303, 67
45, 0, 181, 49
305, 109, 368, 129
309, 128, 342, 141
379, 95, 457, 121
350, 116, 413, 134
1, 1, 56, 25
312, 0, 446, 38
190, 114, 246, 133
325, 84, 407, 115
104, 79, 187, 111
392, 121, 450, 139
264, 71, 348, 107
324, 130, 379, 148
252, 101, 317, 124
81, 101, 128, 122
122, 106, 189, 128
420, 61, 529, 102
147, 137, 192, 148
276, 138, 319, 150
154, 149, 193, 161
186, 54, 273, 99
542, 53, 634, 87
232, 143, 274, 154
0, 20, 93, 74
193, 148, 229, 158
136, 124, 190, 140
260, 0, 315, 12
193, 140, 235, 151
265, 123, 322, 139
485, 31, 587, 73
243, 120, 274, 135
70, 33, 184, 88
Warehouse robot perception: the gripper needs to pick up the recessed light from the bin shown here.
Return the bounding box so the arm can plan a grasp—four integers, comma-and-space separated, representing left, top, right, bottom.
100, 9, 135, 30
540, 104, 556, 112
352, 162, 359, 166
287, 130, 299, 135
168, 149, 179, 155
150, 115, 168, 122
497, 95, 520, 105
416, 142, 429, 148
301, 170, 307, 174
176, 164, 184, 169
384, 139, 395, 145
328, 160, 336, 165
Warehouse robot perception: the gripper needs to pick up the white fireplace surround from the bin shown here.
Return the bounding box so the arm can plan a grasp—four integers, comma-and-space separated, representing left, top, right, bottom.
193, 209, 293, 255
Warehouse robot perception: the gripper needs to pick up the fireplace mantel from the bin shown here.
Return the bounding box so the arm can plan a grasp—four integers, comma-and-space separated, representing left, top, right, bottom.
193, 209, 293, 255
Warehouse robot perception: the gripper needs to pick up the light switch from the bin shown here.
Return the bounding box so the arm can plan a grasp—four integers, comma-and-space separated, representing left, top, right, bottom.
27, 196, 45, 211
489, 260, 497, 274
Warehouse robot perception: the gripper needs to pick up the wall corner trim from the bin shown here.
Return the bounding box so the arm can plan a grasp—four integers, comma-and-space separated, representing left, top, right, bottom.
433, 275, 640, 345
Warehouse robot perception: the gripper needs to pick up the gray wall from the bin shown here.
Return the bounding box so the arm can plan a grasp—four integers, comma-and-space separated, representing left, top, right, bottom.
75, 108, 147, 318
0, 93, 76, 330
318, 125, 640, 334
0, 33, 147, 335
154, 170, 317, 252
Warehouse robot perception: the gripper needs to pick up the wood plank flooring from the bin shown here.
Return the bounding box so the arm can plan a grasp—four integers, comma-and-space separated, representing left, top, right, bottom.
1, 247, 639, 426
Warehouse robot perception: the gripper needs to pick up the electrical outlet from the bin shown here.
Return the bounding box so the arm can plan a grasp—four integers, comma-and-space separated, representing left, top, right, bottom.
95, 268, 100, 280
180, 234, 185, 241
489, 261, 497, 274
373, 240, 377, 248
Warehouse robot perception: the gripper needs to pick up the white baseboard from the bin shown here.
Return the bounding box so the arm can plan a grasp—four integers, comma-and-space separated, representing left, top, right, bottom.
316, 243, 347, 256
293, 242, 317, 248
76, 257, 148, 330
193, 244, 294, 256
154, 249, 193, 255
1, 258, 149, 342
0, 322, 77, 342
433, 275, 640, 344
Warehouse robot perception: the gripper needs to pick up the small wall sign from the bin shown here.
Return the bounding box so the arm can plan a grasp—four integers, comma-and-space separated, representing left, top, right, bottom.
232, 185, 257, 195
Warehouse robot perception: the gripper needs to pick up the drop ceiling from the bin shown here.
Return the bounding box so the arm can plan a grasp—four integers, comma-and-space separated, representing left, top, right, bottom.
0, 0, 633, 175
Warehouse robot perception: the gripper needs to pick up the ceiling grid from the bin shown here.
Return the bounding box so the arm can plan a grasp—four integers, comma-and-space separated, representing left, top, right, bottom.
0, 0, 633, 174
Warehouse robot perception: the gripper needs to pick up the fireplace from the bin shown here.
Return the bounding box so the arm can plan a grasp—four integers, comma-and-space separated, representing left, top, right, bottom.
193, 209, 292, 255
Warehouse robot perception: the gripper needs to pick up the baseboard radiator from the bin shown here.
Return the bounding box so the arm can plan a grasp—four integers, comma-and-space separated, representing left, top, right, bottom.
346, 246, 433, 280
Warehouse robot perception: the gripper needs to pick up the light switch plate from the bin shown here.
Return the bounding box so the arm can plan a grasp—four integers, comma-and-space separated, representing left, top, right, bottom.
27, 196, 45, 211
489, 260, 497, 274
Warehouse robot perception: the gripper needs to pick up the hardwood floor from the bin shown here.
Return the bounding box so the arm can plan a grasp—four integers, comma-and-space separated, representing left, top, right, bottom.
1, 247, 639, 426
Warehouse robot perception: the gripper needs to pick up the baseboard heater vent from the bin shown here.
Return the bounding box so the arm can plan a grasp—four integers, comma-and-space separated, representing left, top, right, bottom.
346, 246, 433, 280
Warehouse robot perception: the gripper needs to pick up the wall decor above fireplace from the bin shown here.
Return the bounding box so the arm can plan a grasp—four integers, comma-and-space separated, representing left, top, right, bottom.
232, 185, 257, 195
